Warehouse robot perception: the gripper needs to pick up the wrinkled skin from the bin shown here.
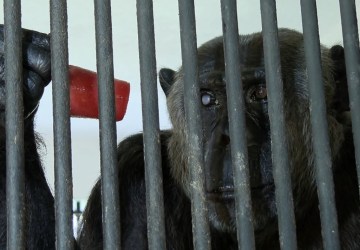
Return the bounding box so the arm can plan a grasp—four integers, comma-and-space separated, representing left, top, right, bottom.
78, 29, 360, 249
0, 26, 79, 249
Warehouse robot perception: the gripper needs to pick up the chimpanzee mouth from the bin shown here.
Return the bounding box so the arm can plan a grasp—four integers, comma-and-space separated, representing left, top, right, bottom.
251, 182, 275, 191
207, 186, 235, 201
207, 182, 275, 202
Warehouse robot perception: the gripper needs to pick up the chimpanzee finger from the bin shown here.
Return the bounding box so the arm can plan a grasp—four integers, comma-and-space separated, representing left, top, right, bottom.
0, 56, 46, 119
21, 28, 50, 52
23, 45, 51, 85
0, 56, 45, 113
0, 25, 50, 51
0, 41, 51, 86
21, 27, 51, 85
0, 25, 51, 84
23, 69, 46, 117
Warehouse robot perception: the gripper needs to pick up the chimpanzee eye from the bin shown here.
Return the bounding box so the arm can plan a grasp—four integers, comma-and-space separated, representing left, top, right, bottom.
247, 84, 268, 103
201, 91, 218, 107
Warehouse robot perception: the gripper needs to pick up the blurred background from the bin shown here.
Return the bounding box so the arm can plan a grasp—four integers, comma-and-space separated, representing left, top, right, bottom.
0, 0, 358, 205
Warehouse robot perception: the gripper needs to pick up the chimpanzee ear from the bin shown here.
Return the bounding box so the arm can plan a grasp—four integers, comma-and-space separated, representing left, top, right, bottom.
159, 68, 176, 96
330, 45, 350, 114
330, 45, 346, 81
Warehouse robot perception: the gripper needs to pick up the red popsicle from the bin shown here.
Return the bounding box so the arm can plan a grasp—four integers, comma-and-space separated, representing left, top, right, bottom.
69, 65, 130, 121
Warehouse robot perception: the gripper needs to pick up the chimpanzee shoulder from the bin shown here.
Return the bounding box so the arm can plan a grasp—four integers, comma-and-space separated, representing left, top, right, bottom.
118, 131, 195, 250
79, 131, 194, 250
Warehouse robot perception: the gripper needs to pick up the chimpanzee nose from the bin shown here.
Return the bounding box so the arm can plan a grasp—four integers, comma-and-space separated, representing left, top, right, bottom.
220, 134, 230, 146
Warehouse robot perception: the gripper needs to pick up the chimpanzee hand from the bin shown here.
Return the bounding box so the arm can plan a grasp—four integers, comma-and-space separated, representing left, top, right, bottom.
0, 25, 51, 120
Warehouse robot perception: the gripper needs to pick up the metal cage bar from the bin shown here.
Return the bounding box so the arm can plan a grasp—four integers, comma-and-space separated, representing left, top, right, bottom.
136, 0, 166, 249
4, 1, 360, 249
93, 0, 121, 249
49, 0, 75, 249
4, 0, 26, 248
339, 0, 360, 197
220, 0, 256, 249
300, 1, 340, 249
260, 1, 298, 249
177, 0, 211, 249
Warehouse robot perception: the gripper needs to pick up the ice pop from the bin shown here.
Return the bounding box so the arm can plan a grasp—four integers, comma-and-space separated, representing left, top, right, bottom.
69, 65, 130, 121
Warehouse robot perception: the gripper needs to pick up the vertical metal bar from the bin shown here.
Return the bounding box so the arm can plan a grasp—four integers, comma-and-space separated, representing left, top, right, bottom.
177, 0, 211, 249
93, 1, 121, 249
4, 0, 25, 249
339, 0, 360, 197
300, 1, 340, 249
136, 0, 166, 249
260, 1, 298, 249
220, 1, 255, 249
49, 0, 74, 249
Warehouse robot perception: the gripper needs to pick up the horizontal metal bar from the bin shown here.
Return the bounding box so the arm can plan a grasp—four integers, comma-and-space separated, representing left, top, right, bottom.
220, 0, 255, 249
260, 0, 298, 249
178, 0, 211, 249
93, 0, 121, 249
49, 0, 74, 249
136, 0, 166, 249
4, 0, 26, 249
300, 1, 340, 249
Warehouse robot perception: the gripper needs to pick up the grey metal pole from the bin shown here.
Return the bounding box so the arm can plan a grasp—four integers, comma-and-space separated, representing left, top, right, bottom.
136, 0, 166, 249
178, 0, 211, 249
300, 1, 340, 249
260, 0, 297, 249
220, 0, 255, 249
4, 0, 25, 248
93, 0, 121, 249
338, 0, 360, 198
49, 0, 75, 249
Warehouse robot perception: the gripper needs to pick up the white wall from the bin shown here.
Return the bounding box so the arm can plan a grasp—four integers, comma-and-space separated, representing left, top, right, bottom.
0, 0, 358, 200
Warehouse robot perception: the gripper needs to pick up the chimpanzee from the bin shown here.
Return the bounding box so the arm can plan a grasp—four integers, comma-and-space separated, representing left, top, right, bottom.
0, 26, 359, 249
0, 26, 79, 249
77, 29, 360, 249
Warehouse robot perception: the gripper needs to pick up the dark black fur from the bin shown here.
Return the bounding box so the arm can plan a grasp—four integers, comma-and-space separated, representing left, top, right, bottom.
0, 26, 79, 249
1, 26, 358, 249
78, 132, 195, 249
78, 29, 360, 249
0, 116, 56, 249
